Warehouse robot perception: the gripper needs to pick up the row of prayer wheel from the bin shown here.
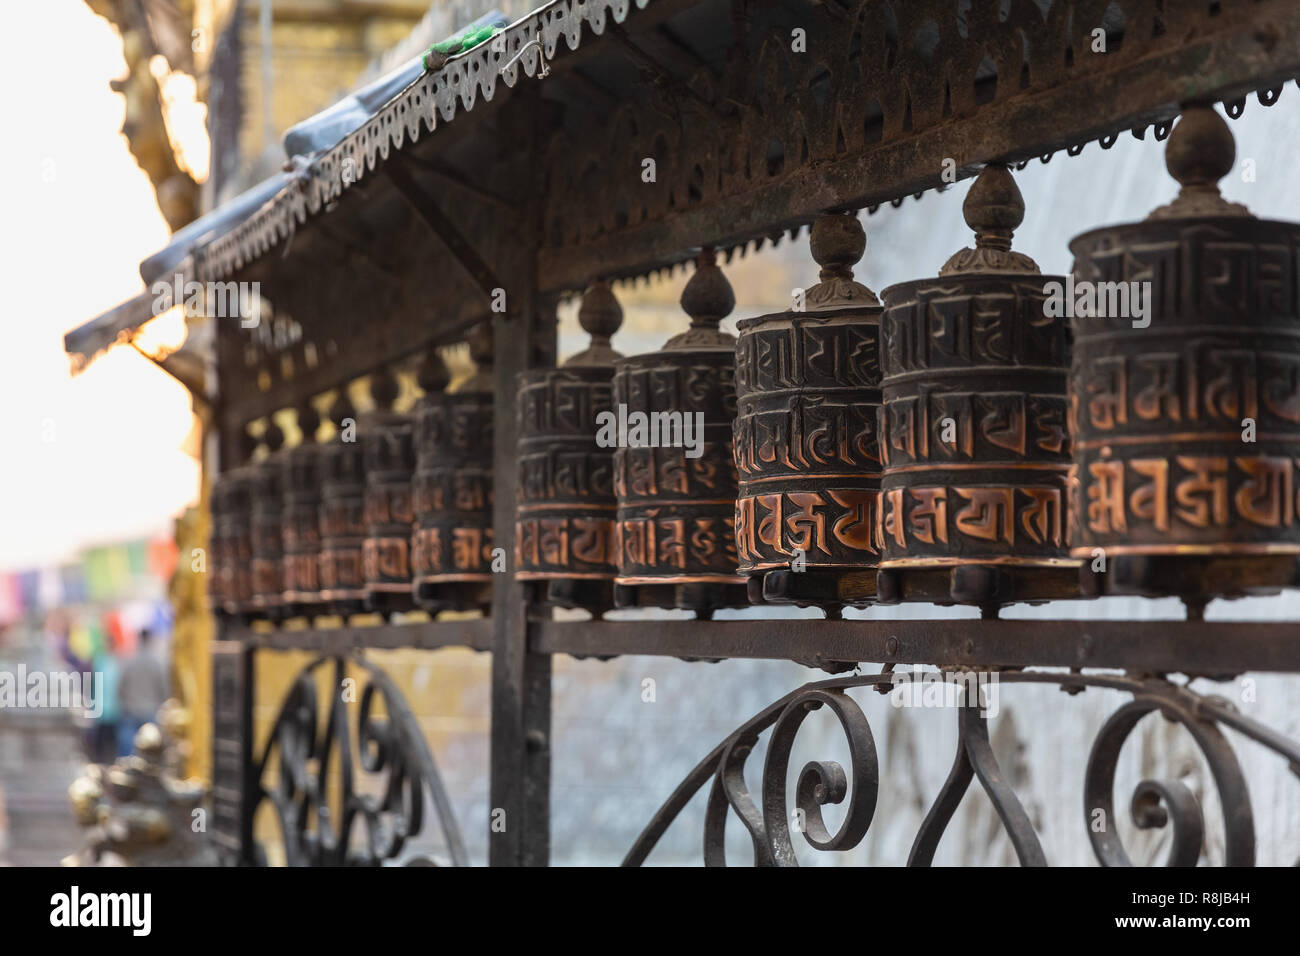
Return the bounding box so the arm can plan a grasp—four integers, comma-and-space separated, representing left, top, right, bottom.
210, 106, 1300, 620
207, 327, 498, 622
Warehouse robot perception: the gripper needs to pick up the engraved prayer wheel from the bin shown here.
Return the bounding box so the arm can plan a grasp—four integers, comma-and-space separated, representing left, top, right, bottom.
412, 325, 495, 613
281, 403, 325, 616
876, 165, 1079, 608
209, 430, 255, 620
516, 282, 623, 611
318, 389, 367, 615
734, 213, 883, 612
248, 420, 286, 620
1069, 106, 1300, 604
612, 248, 747, 613
363, 365, 420, 617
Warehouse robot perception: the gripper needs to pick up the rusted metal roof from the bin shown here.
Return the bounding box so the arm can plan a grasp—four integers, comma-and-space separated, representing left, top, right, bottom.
63, 3, 566, 369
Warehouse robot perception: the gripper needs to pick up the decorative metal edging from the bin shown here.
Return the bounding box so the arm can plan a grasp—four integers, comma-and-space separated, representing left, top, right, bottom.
195, 1, 1300, 290
251, 654, 468, 866
194, 0, 654, 282
624, 670, 1300, 866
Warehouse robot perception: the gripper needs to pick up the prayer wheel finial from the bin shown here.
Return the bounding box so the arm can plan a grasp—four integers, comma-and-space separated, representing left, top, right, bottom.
457, 322, 495, 393
566, 281, 624, 367
369, 366, 400, 411
1149, 105, 1250, 219
296, 402, 321, 444
666, 247, 736, 349
327, 388, 356, 430
416, 347, 451, 395
261, 418, 284, 455
806, 212, 878, 309
941, 164, 1039, 275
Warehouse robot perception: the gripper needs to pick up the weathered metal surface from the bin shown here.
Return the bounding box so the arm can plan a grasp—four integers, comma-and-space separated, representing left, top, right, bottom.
362, 367, 418, 616
319, 390, 368, 615
1070, 107, 1300, 601
515, 282, 623, 610
281, 405, 325, 616
734, 213, 883, 608
613, 248, 746, 611
877, 166, 1077, 607
412, 326, 495, 612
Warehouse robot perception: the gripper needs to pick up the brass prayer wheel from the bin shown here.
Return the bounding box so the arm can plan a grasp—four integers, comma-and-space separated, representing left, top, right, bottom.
516, 282, 623, 611
612, 248, 747, 613
412, 325, 495, 613
248, 420, 286, 620
281, 403, 325, 616
1069, 106, 1300, 603
734, 212, 883, 612
318, 389, 367, 615
363, 365, 421, 617
876, 165, 1078, 608
209, 431, 255, 620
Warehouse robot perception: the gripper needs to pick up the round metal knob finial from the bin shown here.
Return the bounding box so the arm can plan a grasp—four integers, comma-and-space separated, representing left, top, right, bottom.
1149, 105, 1251, 220
805, 212, 879, 310
262, 418, 285, 454
456, 322, 495, 393
416, 347, 451, 394
237, 427, 257, 464
567, 281, 624, 367
940, 164, 1040, 275
467, 322, 494, 369
369, 366, 400, 410
665, 247, 736, 349
810, 212, 865, 278
327, 388, 356, 429
296, 402, 322, 444
965, 164, 1023, 251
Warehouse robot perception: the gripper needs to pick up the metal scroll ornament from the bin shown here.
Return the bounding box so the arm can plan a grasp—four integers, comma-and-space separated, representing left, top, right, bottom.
734, 212, 882, 612
363, 365, 420, 617
249, 420, 286, 620
319, 389, 368, 615
516, 282, 623, 611
281, 403, 325, 617
877, 165, 1078, 608
412, 326, 495, 613
1069, 106, 1300, 603
612, 248, 747, 612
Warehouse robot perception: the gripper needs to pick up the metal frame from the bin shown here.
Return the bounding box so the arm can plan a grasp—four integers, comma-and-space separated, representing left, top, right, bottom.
208, 0, 1300, 866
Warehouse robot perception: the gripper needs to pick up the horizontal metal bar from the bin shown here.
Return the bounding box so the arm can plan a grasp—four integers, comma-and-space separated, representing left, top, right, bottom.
227, 617, 493, 654
539, 3, 1300, 292
533, 617, 1300, 676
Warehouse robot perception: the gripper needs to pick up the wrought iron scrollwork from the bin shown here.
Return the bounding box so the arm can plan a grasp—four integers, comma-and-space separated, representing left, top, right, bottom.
626, 671, 1300, 867
252, 654, 467, 866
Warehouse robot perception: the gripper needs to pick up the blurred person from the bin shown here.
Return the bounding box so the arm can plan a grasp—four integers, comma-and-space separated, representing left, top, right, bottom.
87, 643, 121, 763
116, 628, 168, 757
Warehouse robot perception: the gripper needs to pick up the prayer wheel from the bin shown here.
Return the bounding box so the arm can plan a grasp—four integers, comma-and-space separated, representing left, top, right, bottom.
412, 325, 495, 613
734, 212, 883, 612
1069, 105, 1300, 605
612, 248, 747, 613
318, 389, 368, 616
248, 419, 286, 620
363, 364, 422, 617
281, 403, 325, 617
876, 164, 1079, 609
209, 431, 255, 620
515, 282, 623, 611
